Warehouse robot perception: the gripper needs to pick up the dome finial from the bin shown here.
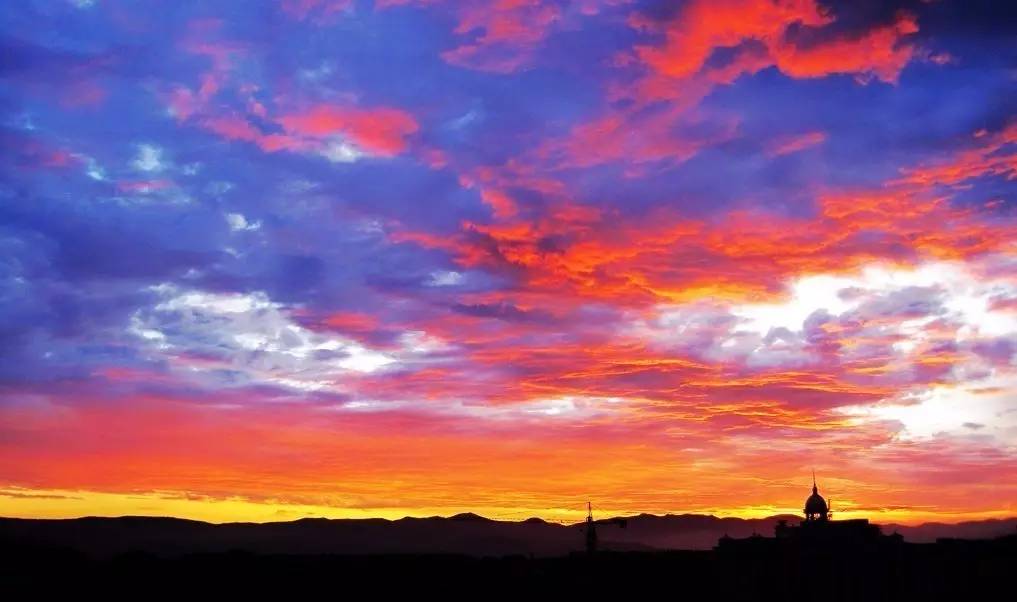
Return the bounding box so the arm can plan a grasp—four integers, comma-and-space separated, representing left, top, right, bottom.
812, 469, 817, 494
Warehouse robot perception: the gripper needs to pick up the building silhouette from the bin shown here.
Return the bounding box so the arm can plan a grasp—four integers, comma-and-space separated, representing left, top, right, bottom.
716, 477, 905, 600
804, 473, 830, 522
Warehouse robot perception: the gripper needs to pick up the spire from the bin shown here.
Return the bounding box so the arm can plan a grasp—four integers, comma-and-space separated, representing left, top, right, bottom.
812, 470, 817, 494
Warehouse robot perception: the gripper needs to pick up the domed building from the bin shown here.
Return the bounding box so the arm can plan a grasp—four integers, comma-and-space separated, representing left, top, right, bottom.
804, 477, 830, 522
718, 474, 902, 558
715, 475, 911, 599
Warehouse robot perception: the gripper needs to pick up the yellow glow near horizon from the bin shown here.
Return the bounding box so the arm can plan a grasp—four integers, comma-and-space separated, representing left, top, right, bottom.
2, 488, 1012, 526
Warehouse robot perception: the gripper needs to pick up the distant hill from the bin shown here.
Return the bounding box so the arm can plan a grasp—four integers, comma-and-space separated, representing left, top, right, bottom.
1, 514, 1014, 558
884, 519, 1017, 542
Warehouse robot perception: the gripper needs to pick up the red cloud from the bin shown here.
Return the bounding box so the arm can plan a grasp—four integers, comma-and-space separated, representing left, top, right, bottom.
162, 21, 420, 161
12, 138, 81, 170
765, 130, 827, 157
772, 12, 919, 82
200, 115, 264, 143
116, 179, 175, 193
61, 79, 108, 109
633, 1, 918, 92
539, 1, 922, 170
540, 105, 740, 169
380, 0, 628, 73
278, 105, 419, 156
635, 0, 831, 80
174, 93, 418, 159
321, 311, 380, 333
438, 0, 562, 72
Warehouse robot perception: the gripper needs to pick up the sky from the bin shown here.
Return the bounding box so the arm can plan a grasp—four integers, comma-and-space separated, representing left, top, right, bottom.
1, 0, 1015, 525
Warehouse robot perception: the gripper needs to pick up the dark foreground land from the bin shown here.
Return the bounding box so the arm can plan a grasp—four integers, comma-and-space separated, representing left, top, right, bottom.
2, 516, 1015, 599
3, 540, 1016, 600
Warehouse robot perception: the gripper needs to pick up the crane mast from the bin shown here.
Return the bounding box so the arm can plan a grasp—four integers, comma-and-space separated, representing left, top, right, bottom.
581, 501, 627, 554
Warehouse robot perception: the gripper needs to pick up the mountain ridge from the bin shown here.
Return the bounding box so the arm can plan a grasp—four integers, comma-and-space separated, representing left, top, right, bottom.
3, 513, 1014, 558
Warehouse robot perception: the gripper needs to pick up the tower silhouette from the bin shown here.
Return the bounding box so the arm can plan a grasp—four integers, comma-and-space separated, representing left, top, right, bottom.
580, 502, 627, 553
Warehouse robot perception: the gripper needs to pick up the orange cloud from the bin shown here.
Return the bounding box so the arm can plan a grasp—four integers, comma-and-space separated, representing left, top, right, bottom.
398, 171, 1014, 317
896, 122, 1017, 187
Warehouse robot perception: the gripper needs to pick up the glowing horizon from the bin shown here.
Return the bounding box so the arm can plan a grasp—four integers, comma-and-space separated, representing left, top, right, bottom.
1, 1, 1015, 526
3, 485, 1015, 526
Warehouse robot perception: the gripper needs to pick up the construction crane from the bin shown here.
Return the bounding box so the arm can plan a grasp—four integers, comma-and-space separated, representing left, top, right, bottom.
579, 501, 627, 554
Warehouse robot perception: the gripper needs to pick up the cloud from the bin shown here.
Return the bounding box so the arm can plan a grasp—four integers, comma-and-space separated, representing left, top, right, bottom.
131, 144, 167, 172
277, 105, 419, 156
540, 105, 741, 169
225, 213, 261, 232
895, 122, 1017, 188
129, 285, 396, 391
427, 270, 464, 287
280, 0, 353, 22
765, 130, 827, 157
321, 140, 366, 163
381, 0, 563, 73
839, 372, 1017, 446
632, 0, 918, 90
452, 301, 552, 322
184, 105, 418, 162
536, 0, 922, 172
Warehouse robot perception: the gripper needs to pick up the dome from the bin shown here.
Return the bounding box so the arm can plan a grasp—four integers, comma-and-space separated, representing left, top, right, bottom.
804, 484, 828, 518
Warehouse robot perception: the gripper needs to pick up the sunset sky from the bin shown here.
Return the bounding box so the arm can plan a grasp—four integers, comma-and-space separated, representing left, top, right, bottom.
1, 0, 1015, 525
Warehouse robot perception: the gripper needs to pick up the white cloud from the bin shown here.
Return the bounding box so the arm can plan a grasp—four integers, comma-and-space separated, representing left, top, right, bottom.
427, 270, 463, 287
520, 395, 625, 417
837, 372, 1017, 446
635, 258, 1017, 447
79, 155, 105, 181
321, 139, 365, 163
447, 109, 480, 131
206, 181, 234, 195
732, 274, 856, 335
132, 144, 166, 172
333, 395, 628, 420
638, 259, 1016, 367
9, 113, 35, 130
397, 330, 448, 354
131, 286, 396, 393
299, 62, 334, 82
225, 212, 261, 232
